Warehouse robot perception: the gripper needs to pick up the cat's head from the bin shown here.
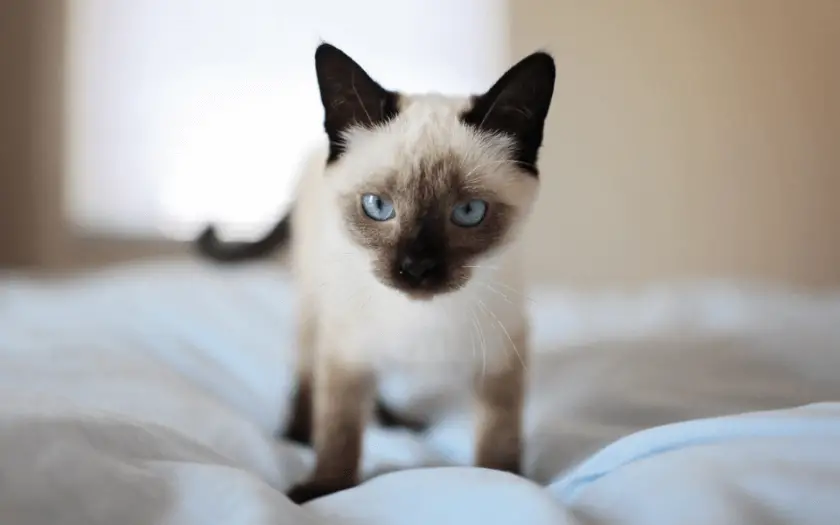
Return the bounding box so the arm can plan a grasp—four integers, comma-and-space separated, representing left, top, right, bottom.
315, 43, 555, 299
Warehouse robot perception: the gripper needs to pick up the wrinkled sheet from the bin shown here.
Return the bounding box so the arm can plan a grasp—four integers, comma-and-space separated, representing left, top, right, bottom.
1, 260, 839, 524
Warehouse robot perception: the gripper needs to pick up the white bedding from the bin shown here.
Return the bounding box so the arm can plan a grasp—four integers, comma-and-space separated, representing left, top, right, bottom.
1, 260, 840, 524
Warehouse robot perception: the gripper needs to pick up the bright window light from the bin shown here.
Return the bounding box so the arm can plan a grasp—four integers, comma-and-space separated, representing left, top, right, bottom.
65, 0, 509, 241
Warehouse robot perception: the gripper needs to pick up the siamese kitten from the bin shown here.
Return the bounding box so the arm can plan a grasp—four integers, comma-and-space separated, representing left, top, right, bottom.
197, 43, 555, 503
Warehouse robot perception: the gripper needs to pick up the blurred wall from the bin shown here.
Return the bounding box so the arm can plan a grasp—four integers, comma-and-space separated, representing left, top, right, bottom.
513, 0, 840, 288
2, 1, 839, 288
0, 1, 39, 267
0, 0, 65, 269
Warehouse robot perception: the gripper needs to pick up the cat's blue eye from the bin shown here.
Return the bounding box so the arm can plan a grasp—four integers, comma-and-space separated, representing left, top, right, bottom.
361, 193, 396, 221
451, 199, 488, 227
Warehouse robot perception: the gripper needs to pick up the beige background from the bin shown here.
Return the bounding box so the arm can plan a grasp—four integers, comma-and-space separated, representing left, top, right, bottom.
514, 0, 840, 288
2, 1, 839, 289
0, 1, 41, 268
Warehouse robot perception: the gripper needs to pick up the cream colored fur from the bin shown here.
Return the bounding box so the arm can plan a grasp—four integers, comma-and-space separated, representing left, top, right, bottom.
289, 94, 538, 376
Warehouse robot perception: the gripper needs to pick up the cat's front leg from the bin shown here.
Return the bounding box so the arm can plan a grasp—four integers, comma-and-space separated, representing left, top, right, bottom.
287, 354, 374, 504
473, 330, 527, 475
283, 313, 317, 445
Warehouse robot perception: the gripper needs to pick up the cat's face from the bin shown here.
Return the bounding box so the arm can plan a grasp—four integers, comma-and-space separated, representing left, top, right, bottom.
333, 97, 540, 299
314, 44, 555, 299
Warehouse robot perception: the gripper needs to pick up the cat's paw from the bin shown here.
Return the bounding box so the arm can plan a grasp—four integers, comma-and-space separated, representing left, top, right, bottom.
287, 481, 355, 504
281, 422, 311, 446
478, 458, 522, 477
497, 462, 522, 477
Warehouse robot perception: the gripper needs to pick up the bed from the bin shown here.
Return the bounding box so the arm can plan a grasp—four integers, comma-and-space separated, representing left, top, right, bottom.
1, 259, 839, 524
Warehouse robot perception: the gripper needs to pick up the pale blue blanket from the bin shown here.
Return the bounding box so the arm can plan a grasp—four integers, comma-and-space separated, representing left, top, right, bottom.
3, 261, 840, 524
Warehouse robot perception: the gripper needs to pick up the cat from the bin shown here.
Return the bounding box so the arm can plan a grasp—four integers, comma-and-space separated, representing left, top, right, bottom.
196, 42, 555, 503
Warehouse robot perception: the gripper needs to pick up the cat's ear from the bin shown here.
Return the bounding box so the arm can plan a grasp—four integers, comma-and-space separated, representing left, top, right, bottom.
314, 43, 400, 163
461, 51, 556, 175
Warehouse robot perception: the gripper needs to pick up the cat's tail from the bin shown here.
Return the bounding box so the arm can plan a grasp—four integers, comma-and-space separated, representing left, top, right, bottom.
194, 212, 292, 263
195, 140, 326, 263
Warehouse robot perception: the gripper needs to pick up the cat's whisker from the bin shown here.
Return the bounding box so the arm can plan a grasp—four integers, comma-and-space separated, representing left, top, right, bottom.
466, 305, 479, 369
475, 298, 503, 364
477, 298, 527, 373
469, 305, 488, 381
462, 264, 499, 271
480, 282, 516, 308
486, 279, 537, 305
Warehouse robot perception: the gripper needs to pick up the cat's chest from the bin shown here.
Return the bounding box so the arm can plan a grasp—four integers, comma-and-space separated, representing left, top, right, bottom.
333, 284, 517, 372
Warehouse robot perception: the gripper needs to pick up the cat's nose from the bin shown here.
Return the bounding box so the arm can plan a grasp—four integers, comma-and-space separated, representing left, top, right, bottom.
399, 255, 439, 280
